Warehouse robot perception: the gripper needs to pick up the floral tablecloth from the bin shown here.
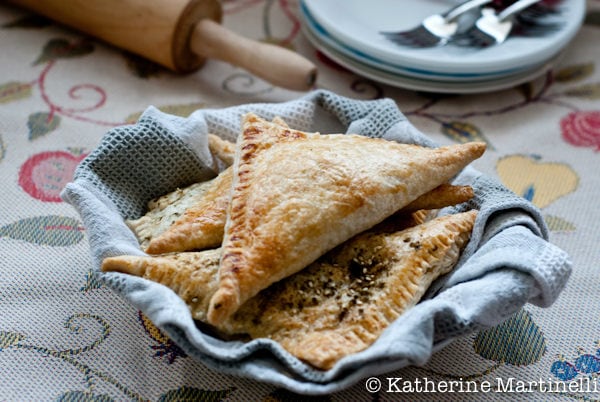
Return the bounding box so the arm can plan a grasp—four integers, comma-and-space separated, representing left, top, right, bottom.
1, 0, 599, 400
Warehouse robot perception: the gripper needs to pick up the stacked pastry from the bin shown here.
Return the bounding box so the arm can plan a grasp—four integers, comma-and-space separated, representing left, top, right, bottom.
101, 113, 486, 370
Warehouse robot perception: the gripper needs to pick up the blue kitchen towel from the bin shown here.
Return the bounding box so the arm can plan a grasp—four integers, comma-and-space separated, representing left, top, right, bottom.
61, 89, 571, 395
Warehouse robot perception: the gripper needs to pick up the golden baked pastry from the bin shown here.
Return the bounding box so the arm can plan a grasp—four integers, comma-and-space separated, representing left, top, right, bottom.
145, 168, 233, 255
102, 210, 433, 323
139, 176, 471, 255
104, 206, 435, 320
208, 134, 236, 168
104, 111, 486, 371
403, 183, 473, 212
143, 117, 319, 254
226, 210, 477, 369
125, 180, 214, 251
102, 249, 220, 322
207, 113, 485, 325
207, 116, 289, 169
102, 210, 476, 369
128, 115, 474, 256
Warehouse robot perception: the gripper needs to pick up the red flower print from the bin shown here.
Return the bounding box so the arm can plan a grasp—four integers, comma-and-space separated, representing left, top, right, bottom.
560, 110, 600, 151
19, 150, 87, 202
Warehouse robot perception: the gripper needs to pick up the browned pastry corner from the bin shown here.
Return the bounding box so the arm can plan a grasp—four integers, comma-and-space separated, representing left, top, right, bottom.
207, 113, 486, 325
101, 249, 221, 322
403, 183, 474, 212
208, 134, 236, 168
206, 115, 290, 169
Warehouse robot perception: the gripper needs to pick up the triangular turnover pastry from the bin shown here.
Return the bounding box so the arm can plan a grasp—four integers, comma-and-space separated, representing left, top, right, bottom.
133, 181, 473, 256
225, 210, 477, 369
102, 210, 430, 325
134, 177, 471, 255
129, 115, 474, 255
207, 113, 485, 325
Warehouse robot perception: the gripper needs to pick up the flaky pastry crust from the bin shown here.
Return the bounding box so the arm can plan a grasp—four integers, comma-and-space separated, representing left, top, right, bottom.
145, 168, 233, 254
207, 113, 485, 325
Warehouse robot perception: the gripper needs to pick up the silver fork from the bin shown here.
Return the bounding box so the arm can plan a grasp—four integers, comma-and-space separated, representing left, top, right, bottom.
457, 0, 557, 47
381, 0, 493, 48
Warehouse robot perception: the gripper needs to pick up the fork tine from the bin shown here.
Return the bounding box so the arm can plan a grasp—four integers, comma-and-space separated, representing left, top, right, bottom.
381, 26, 442, 47
460, 26, 497, 47
512, 22, 562, 36
380, 0, 494, 48
452, 0, 562, 48
519, 3, 561, 19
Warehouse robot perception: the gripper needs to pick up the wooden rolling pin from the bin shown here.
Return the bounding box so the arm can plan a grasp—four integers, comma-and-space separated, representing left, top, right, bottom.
9, 0, 317, 91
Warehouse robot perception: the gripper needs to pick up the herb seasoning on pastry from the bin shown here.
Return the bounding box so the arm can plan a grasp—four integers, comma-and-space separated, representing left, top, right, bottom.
102, 209, 435, 322
125, 180, 215, 251
140, 117, 312, 255
102, 249, 221, 322
144, 167, 233, 254
128, 117, 300, 254
207, 113, 485, 325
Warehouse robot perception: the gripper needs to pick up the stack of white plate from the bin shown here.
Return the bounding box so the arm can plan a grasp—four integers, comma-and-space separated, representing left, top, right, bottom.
300, 0, 586, 93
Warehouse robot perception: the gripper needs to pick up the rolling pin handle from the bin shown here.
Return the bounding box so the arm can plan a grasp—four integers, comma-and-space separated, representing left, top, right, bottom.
190, 18, 317, 91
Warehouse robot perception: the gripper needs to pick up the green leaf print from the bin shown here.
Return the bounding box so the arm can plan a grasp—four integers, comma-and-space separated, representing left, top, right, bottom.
0, 81, 32, 104
33, 38, 94, 65
544, 215, 576, 232
0, 215, 84, 247
474, 309, 546, 366
441, 121, 493, 149
554, 63, 595, 83
0, 331, 26, 350
123, 51, 166, 78
27, 112, 60, 140
266, 388, 333, 401
55, 391, 115, 402
562, 83, 600, 100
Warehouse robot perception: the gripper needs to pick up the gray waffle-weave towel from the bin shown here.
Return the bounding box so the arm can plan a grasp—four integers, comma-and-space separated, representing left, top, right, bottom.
61, 90, 571, 395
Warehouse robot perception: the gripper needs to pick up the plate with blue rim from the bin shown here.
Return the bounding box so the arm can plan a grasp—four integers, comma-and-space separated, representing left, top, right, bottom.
301, 0, 585, 76
300, 10, 564, 93
299, 0, 560, 83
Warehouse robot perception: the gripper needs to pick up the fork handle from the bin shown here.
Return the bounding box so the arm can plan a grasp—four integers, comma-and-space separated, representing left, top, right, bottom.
443, 0, 494, 22
498, 0, 543, 21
